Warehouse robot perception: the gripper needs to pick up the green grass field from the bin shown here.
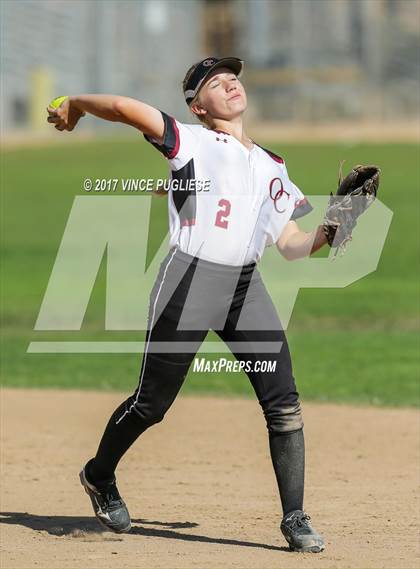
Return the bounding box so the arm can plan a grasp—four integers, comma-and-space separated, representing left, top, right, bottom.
1, 136, 419, 406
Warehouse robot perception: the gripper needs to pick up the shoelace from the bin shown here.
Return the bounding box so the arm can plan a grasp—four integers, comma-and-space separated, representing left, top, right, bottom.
96, 482, 123, 506
288, 512, 311, 529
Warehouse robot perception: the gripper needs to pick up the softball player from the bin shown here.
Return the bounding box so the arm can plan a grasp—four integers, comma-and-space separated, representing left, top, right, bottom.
47, 57, 329, 553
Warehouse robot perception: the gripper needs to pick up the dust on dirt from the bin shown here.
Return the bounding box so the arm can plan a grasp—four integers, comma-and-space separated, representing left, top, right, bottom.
1, 388, 418, 569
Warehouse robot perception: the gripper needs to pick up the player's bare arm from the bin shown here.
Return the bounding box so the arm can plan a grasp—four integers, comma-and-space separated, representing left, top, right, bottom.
47, 95, 164, 142
276, 221, 328, 260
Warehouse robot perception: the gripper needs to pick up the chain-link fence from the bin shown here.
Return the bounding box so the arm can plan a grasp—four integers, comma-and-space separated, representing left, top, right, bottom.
1, 0, 419, 132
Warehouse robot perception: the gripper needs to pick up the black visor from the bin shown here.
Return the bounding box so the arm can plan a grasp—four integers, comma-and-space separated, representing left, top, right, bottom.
183, 57, 244, 105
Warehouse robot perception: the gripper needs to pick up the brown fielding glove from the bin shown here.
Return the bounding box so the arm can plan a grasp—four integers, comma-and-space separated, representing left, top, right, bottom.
323, 164, 381, 254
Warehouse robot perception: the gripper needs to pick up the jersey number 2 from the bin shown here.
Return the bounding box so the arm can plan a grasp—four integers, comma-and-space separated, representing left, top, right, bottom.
215, 199, 231, 229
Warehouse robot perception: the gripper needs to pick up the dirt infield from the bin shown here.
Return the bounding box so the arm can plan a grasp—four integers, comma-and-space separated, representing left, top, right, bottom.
0, 388, 418, 569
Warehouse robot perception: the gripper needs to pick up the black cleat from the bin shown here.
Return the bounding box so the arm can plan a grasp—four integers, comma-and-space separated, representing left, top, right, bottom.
79, 465, 131, 533
281, 510, 325, 553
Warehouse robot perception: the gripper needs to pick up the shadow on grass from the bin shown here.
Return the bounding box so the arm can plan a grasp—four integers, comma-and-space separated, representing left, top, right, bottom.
0, 512, 288, 551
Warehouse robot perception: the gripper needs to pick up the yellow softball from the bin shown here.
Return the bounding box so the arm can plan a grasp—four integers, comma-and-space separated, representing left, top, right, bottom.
49, 96, 69, 110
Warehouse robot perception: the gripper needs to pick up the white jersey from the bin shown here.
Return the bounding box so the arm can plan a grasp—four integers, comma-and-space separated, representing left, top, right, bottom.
145, 112, 312, 266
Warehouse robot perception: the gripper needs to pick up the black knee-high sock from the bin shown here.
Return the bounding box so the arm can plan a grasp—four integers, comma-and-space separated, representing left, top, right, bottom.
269, 428, 305, 516
87, 400, 150, 485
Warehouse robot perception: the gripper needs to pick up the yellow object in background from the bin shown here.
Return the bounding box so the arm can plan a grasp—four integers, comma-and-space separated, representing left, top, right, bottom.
30, 67, 53, 130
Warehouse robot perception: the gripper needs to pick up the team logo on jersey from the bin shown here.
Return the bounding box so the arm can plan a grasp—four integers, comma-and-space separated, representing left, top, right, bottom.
203, 58, 215, 67
269, 177, 290, 213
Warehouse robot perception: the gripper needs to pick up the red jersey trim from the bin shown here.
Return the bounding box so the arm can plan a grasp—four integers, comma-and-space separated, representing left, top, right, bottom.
213, 128, 230, 136
294, 198, 308, 208
266, 149, 284, 164
181, 218, 196, 227
256, 144, 285, 164
167, 117, 180, 159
